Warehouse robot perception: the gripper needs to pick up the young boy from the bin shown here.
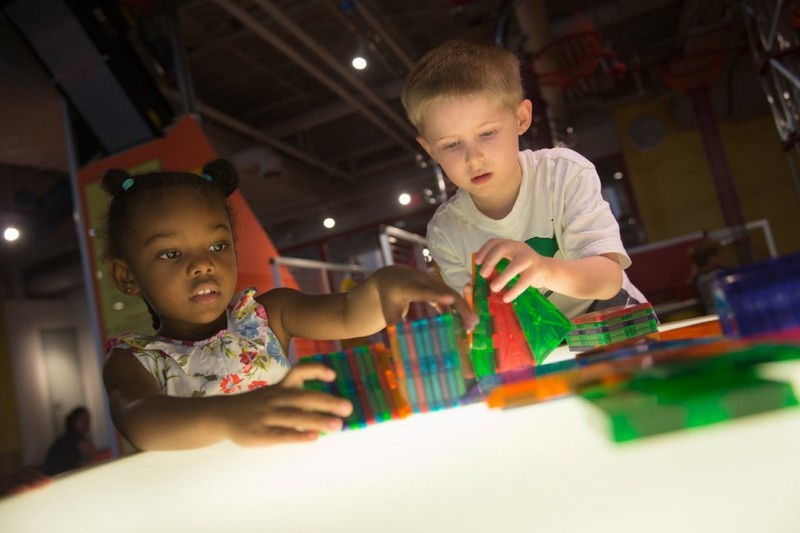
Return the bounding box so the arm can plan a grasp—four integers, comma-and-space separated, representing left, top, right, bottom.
401, 39, 646, 318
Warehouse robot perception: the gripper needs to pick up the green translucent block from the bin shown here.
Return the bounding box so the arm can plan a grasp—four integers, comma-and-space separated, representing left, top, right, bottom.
572, 309, 656, 331
584, 365, 800, 443
354, 346, 392, 422
298, 354, 329, 393
328, 351, 366, 429
567, 319, 658, 348
495, 259, 574, 365
471, 263, 496, 379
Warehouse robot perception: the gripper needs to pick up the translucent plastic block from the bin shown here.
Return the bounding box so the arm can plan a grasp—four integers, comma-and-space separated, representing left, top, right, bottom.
495, 259, 574, 364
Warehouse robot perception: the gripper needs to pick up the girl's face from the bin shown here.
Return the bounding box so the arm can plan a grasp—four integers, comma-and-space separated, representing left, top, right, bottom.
110, 187, 238, 341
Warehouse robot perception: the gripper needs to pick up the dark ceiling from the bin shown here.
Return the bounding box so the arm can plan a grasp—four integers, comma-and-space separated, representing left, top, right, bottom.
0, 0, 760, 298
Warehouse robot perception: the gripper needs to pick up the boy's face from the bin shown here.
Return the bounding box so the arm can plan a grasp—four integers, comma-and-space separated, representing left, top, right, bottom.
417, 94, 531, 212
108, 187, 238, 340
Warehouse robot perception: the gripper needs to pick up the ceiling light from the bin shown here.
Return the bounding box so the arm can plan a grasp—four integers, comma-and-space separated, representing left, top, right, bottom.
3, 226, 20, 242
351, 37, 368, 70
351, 55, 367, 70
323, 217, 336, 229
398, 193, 411, 205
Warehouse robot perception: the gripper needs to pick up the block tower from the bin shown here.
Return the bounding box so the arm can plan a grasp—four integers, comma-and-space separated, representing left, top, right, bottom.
470, 256, 573, 379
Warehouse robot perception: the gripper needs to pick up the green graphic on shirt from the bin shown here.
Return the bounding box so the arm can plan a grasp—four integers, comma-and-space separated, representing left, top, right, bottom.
526, 236, 559, 258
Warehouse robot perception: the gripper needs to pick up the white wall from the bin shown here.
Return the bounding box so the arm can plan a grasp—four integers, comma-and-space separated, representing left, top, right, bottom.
1, 289, 110, 465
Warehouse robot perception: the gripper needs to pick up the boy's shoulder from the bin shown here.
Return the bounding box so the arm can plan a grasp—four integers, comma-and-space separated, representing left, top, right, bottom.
523, 147, 594, 168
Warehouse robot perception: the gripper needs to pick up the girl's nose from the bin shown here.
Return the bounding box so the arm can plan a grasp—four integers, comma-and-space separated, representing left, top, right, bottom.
188, 253, 215, 275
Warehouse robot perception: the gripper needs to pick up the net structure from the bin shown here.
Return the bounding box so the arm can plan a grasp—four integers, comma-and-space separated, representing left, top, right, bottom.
659, 48, 726, 93
528, 28, 626, 90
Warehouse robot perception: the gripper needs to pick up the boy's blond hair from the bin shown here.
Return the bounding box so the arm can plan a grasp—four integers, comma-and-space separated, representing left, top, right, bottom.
401, 39, 524, 134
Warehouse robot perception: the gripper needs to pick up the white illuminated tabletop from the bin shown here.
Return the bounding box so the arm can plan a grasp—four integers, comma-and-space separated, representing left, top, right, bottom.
2, 315, 799, 533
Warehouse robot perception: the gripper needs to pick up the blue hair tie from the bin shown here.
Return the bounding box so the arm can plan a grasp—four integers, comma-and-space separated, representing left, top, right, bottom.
121, 178, 135, 191
201, 173, 213, 183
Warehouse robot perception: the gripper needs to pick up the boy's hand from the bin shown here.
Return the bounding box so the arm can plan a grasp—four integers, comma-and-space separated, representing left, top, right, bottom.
223, 364, 353, 447
475, 238, 552, 302
374, 265, 478, 330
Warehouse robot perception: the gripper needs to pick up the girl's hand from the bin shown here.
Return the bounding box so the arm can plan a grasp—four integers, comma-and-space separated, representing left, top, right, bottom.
475, 238, 552, 302
222, 364, 353, 447
373, 265, 478, 330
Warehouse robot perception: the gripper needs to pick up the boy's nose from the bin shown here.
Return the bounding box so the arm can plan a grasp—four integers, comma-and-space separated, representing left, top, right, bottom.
465, 145, 484, 167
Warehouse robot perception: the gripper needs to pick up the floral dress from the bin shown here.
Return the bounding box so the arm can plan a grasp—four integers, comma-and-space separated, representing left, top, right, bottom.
105, 289, 292, 397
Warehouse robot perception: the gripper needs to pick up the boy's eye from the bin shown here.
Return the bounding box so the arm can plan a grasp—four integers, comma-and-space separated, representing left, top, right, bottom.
210, 242, 228, 252
442, 141, 460, 150
480, 129, 497, 138
158, 250, 180, 260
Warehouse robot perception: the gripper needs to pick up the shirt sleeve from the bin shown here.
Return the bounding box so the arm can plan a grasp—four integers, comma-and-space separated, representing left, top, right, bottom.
426, 218, 472, 292
557, 158, 631, 269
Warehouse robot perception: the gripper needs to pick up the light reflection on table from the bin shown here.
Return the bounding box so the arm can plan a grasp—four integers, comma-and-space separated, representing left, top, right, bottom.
2, 315, 799, 532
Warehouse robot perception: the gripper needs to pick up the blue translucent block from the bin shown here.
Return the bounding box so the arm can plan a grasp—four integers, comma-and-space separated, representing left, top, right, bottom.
413, 319, 444, 410
713, 251, 800, 337
427, 318, 455, 407
435, 314, 467, 402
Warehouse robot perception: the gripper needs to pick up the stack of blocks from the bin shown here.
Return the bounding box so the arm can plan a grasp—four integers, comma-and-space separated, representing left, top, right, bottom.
470, 257, 574, 378
566, 302, 659, 351
301, 313, 471, 429
301, 257, 576, 429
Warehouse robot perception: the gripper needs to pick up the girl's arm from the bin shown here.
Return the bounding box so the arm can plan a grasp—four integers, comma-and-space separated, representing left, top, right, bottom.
260, 265, 476, 349
103, 349, 352, 451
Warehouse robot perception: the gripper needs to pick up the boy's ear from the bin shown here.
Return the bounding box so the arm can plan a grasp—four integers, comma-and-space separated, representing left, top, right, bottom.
108, 259, 140, 296
416, 135, 434, 158
516, 99, 533, 134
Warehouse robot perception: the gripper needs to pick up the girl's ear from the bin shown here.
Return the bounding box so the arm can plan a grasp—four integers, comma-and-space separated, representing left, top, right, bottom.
108, 259, 140, 296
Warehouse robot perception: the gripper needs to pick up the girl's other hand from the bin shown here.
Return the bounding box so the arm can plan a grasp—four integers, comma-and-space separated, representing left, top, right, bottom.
375, 266, 477, 330
223, 364, 353, 447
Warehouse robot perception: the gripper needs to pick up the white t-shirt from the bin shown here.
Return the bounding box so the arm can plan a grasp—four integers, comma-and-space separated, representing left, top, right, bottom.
426, 147, 646, 318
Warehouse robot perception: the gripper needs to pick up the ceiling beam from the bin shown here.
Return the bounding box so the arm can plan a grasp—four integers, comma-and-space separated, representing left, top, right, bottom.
210, 0, 419, 155
162, 86, 357, 183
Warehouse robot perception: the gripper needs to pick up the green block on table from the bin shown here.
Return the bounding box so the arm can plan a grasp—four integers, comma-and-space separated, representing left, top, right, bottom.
470, 259, 496, 379
583, 366, 800, 443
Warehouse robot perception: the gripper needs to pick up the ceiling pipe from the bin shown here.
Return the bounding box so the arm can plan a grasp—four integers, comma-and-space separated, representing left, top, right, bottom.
264, 79, 403, 137
161, 86, 357, 183
210, 0, 418, 155
249, 0, 416, 138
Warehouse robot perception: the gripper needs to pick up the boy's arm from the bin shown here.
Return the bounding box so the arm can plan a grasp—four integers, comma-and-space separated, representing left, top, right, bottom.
260, 265, 476, 347
475, 239, 623, 303
103, 349, 351, 451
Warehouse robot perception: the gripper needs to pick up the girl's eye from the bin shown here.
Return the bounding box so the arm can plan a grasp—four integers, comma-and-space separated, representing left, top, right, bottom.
442, 141, 460, 150
480, 129, 497, 138
158, 250, 180, 260
210, 242, 228, 252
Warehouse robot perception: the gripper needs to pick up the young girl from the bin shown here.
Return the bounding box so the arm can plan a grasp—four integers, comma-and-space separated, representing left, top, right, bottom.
101, 159, 476, 452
